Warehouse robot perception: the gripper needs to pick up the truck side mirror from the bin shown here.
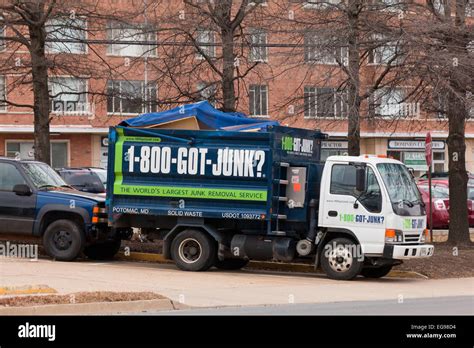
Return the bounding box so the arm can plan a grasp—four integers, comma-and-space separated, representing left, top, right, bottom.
13, 184, 32, 196
355, 167, 366, 192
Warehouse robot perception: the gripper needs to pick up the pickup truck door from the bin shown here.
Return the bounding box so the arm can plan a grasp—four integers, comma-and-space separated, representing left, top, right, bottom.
0, 162, 36, 235
320, 163, 386, 254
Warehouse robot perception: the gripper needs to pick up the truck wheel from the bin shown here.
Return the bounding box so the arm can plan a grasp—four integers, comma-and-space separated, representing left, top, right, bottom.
171, 229, 216, 271
361, 265, 393, 279
43, 220, 85, 261
320, 237, 363, 280
84, 239, 122, 260
214, 259, 249, 270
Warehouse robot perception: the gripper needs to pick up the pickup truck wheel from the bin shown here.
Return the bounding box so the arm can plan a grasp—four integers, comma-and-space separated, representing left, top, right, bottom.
84, 239, 122, 260
361, 265, 393, 278
43, 220, 85, 261
214, 259, 249, 270
171, 229, 216, 272
321, 237, 363, 280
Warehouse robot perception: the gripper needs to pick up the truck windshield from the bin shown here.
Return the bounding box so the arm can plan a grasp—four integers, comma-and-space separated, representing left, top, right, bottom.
377, 163, 424, 215
22, 162, 67, 189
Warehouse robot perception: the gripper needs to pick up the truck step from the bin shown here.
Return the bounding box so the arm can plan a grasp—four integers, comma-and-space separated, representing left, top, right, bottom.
272, 214, 287, 220
271, 231, 287, 236
272, 196, 288, 202
273, 179, 289, 185
279, 162, 290, 167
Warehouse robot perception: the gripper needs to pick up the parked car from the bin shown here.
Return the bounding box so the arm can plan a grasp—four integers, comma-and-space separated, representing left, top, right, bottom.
417, 183, 450, 229
0, 158, 125, 261
57, 167, 106, 195
418, 171, 474, 187
417, 179, 474, 227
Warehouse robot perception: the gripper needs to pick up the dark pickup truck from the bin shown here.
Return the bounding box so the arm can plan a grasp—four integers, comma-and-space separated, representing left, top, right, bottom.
0, 157, 128, 260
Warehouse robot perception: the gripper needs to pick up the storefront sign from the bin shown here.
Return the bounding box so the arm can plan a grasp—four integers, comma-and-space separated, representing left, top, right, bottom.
388, 139, 445, 150
403, 152, 428, 171
322, 141, 348, 149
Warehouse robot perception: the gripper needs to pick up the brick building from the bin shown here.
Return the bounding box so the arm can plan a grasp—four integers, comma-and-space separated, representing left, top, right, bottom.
0, 0, 472, 175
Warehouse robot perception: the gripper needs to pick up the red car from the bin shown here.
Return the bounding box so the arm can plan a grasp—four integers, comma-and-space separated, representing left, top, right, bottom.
417, 179, 474, 227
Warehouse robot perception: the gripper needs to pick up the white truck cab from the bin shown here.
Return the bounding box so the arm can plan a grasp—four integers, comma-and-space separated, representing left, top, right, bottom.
317, 155, 434, 279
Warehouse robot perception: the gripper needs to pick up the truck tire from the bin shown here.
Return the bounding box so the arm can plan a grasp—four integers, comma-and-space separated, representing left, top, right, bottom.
361, 265, 393, 279
320, 237, 363, 280
214, 259, 249, 270
171, 229, 216, 271
43, 220, 85, 261
84, 239, 122, 260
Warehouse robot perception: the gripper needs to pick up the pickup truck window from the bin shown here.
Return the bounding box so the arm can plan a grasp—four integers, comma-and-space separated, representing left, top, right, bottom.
330, 164, 382, 213
21, 162, 66, 188
0, 163, 27, 191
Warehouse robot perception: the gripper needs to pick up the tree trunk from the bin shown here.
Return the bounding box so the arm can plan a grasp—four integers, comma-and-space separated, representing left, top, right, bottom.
347, 1, 361, 156
221, 29, 236, 112
447, 92, 470, 245
29, 22, 51, 165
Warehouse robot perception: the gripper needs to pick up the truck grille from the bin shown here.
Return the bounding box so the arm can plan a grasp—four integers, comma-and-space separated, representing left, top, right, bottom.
404, 233, 421, 243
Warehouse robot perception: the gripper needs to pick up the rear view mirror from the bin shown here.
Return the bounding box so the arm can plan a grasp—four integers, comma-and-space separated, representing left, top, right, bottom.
13, 184, 32, 196
355, 167, 366, 192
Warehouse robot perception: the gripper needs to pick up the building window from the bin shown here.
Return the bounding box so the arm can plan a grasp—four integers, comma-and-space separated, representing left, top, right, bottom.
6, 141, 69, 168
369, 35, 402, 64
50, 77, 88, 114
468, 0, 474, 16
107, 22, 156, 57
249, 29, 268, 62
431, 0, 445, 14
46, 17, 87, 54
107, 80, 157, 114
249, 84, 268, 117
196, 29, 215, 58
0, 76, 6, 111
371, 88, 405, 117
196, 81, 217, 103
0, 25, 5, 51
304, 33, 347, 64
249, 0, 267, 6
304, 0, 342, 9
304, 87, 348, 118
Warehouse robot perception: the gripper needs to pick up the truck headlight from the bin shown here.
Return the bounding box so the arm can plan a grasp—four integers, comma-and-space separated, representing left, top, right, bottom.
420, 229, 429, 243
385, 229, 403, 243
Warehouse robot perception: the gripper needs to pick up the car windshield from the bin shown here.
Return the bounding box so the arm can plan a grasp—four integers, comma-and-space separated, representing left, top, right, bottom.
90, 169, 107, 187
419, 185, 449, 198
21, 162, 67, 188
377, 163, 421, 204
62, 171, 102, 188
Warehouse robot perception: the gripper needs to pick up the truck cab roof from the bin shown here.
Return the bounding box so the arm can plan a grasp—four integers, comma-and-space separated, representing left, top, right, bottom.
325, 155, 404, 166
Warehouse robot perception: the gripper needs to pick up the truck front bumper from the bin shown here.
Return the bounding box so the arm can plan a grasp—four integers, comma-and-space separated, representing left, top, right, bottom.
383, 244, 434, 260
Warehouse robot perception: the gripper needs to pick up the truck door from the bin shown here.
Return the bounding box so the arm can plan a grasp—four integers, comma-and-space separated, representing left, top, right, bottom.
320, 163, 385, 254
0, 162, 36, 235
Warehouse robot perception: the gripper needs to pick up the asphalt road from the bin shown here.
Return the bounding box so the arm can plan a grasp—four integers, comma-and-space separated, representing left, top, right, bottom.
157, 296, 474, 315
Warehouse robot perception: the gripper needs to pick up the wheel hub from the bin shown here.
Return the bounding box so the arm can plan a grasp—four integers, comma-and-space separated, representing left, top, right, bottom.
53, 230, 72, 251
178, 238, 202, 264
328, 244, 353, 273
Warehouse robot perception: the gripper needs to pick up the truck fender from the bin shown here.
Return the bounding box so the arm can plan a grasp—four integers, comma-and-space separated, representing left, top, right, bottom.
314, 228, 362, 269
163, 220, 224, 259
33, 205, 90, 237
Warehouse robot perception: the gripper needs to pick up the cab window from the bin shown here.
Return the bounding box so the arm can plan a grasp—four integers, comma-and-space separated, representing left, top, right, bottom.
0, 163, 27, 191
330, 164, 382, 213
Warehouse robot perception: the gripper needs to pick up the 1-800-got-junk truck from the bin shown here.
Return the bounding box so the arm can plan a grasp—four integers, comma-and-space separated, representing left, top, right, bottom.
106, 102, 434, 280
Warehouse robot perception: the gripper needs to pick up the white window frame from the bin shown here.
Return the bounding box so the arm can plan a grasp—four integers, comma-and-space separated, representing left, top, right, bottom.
369, 34, 401, 65
49, 76, 89, 115
107, 80, 158, 115
249, 28, 268, 63
304, 0, 342, 10
107, 22, 156, 58
372, 87, 406, 117
5, 139, 70, 167
304, 33, 348, 65
248, 0, 268, 7
304, 86, 348, 119
195, 29, 216, 59
249, 84, 269, 117
0, 75, 6, 112
0, 25, 5, 52
46, 17, 87, 54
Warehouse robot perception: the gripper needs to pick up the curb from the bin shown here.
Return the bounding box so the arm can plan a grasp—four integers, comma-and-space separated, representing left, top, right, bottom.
0, 285, 57, 296
0, 298, 181, 315
116, 252, 426, 279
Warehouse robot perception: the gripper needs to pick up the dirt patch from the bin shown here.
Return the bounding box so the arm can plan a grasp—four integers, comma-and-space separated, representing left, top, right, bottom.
0, 291, 165, 307
394, 243, 474, 279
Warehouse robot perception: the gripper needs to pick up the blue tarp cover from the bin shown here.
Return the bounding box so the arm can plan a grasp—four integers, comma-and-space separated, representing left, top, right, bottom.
119, 101, 278, 132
